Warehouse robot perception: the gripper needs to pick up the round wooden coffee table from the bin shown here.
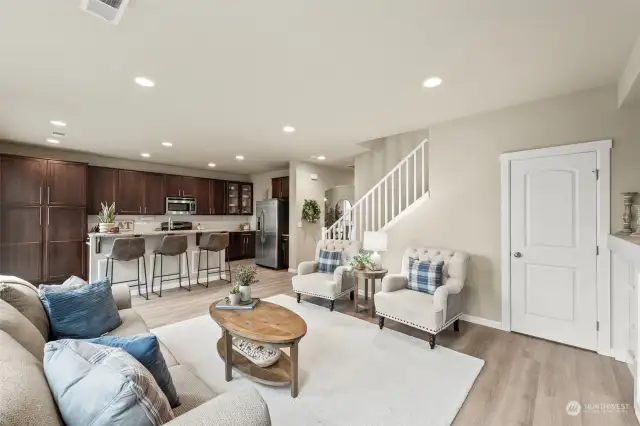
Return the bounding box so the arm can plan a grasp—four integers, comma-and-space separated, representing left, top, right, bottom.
209, 300, 307, 397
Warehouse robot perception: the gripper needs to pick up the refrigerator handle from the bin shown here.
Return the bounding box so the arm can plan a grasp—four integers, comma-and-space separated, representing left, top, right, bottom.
260, 210, 266, 243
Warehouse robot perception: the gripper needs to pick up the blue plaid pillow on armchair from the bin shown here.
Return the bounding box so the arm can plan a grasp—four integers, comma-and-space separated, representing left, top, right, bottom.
317, 250, 342, 273
407, 258, 445, 295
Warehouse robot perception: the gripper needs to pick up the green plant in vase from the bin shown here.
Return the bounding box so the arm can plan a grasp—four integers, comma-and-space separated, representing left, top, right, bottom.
228, 284, 241, 305
97, 202, 117, 233
236, 264, 258, 301
351, 251, 373, 271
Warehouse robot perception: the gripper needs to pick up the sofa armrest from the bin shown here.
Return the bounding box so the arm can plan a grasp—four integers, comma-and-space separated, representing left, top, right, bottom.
164, 388, 271, 426
381, 274, 408, 293
333, 265, 354, 293
111, 283, 132, 310
433, 278, 464, 325
297, 261, 318, 276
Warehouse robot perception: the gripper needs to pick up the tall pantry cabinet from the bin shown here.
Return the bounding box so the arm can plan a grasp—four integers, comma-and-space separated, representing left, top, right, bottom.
0, 155, 87, 283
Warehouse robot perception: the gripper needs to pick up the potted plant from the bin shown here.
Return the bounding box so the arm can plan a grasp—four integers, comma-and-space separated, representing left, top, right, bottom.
228, 284, 241, 305
236, 264, 258, 302
302, 199, 321, 223
351, 251, 373, 271
97, 202, 116, 233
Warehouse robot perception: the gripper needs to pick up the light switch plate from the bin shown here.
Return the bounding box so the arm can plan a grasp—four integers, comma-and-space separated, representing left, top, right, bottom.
297, 221, 302, 228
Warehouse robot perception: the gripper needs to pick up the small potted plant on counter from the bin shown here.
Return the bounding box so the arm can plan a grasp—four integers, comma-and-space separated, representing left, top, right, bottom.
228, 284, 241, 305
236, 264, 258, 302
97, 202, 117, 233
351, 251, 373, 271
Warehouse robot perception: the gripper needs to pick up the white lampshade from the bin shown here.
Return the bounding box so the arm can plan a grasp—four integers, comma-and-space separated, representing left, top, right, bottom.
363, 231, 388, 252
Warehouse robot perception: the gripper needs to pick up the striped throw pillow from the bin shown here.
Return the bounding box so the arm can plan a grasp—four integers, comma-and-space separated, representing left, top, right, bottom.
317, 250, 342, 273
407, 258, 445, 295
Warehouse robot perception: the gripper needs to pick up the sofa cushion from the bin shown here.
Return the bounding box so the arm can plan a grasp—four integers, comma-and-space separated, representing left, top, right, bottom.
0, 331, 63, 426
374, 288, 436, 331
0, 275, 50, 339
407, 259, 444, 295
44, 339, 175, 426
168, 365, 217, 417
0, 299, 46, 361
39, 275, 88, 293
292, 272, 340, 299
39, 277, 121, 339
317, 249, 342, 273
85, 334, 180, 408
108, 307, 150, 336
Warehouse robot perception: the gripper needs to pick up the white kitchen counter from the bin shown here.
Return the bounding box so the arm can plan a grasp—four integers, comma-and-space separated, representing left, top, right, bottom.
88, 228, 251, 238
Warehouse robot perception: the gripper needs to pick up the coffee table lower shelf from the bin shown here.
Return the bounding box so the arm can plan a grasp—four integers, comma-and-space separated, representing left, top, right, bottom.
216, 338, 292, 387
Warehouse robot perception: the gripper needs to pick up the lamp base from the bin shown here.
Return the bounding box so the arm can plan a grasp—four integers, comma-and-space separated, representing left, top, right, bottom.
370, 251, 382, 270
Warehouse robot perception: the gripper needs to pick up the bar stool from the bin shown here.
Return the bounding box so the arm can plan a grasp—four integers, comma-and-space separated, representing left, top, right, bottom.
104, 237, 148, 300
151, 235, 191, 297
196, 232, 232, 287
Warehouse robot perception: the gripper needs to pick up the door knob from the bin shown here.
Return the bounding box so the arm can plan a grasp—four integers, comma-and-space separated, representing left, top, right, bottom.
513, 252, 522, 258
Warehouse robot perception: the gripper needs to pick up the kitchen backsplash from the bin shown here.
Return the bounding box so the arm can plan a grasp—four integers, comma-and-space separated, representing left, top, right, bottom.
87, 214, 252, 233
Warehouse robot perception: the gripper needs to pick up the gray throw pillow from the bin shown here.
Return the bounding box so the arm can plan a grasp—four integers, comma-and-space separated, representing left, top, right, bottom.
44, 339, 175, 426
39, 275, 88, 293
0, 275, 50, 339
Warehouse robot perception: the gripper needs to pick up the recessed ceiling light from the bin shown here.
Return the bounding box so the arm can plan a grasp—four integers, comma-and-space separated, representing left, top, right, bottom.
208, 163, 216, 168
283, 125, 296, 133
235, 155, 244, 160
161, 141, 173, 147
317, 155, 326, 161
140, 153, 151, 158
135, 77, 155, 87
422, 77, 442, 88
50, 120, 67, 127
46, 138, 60, 144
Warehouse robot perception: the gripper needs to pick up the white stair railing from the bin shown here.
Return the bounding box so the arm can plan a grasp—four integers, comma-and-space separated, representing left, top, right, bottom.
324, 138, 429, 241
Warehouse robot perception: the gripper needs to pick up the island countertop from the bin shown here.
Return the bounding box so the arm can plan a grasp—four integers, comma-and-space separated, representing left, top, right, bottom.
88, 229, 254, 238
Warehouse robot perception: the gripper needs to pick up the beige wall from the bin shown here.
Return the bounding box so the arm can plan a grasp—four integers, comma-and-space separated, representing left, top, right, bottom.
356, 86, 640, 322
0, 140, 249, 182
288, 161, 354, 269
251, 167, 289, 206
325, 185, 355, 211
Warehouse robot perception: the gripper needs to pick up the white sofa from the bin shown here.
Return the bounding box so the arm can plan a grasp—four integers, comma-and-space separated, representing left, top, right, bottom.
292, 239, 361, 311
374, 247, 469, 348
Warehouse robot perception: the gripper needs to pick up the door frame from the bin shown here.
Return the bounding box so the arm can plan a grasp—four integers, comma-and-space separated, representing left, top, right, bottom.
500, 139, 612, 356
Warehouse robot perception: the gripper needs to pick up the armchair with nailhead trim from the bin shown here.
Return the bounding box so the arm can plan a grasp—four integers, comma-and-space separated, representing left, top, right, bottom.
374, 247, 469, 348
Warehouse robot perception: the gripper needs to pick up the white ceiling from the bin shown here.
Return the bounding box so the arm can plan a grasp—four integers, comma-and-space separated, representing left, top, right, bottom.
0, 1, 639, 174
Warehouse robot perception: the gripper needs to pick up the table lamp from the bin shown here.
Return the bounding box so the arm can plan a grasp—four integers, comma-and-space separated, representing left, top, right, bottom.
363, 231, 387, 270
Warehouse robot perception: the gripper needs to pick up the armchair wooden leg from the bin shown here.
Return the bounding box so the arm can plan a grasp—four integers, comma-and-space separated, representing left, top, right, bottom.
349, 290, 354, 300
329, 300, 335, 312
453, 319, 460, 332
378, 316, 385, 330
296, 293, 301, 303
427, 333, 436, 349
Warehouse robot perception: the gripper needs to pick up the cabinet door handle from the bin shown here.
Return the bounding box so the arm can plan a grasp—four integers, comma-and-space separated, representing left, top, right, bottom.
47, 186, 50, 204
144, 206, 147, 214
39, 209, 42, 226
47, 207, 50, 225
209, 207, 212, 214
139, 206, 142, 213
39, 187, 42, 204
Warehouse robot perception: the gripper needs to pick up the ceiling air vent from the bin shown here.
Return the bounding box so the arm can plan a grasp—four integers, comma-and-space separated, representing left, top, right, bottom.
80, 0, 131, 25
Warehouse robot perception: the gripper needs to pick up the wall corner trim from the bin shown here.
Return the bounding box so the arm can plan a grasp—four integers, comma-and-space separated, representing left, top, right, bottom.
460, 314, 503, 330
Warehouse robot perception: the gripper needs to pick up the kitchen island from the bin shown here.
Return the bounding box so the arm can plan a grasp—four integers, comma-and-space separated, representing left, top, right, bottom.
88, 229, 249, 295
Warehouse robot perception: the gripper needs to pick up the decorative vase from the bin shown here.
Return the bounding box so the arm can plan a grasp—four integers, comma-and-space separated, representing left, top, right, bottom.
239, 285, 251, 302
99, 223, 116, 233
355, 263, 366, 271
621, 192, 637, 235
229, 293, 241, 305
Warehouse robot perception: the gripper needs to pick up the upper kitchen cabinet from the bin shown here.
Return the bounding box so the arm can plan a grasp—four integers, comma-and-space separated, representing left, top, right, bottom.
271, 176, 289, 199
227, 182, 240, 215
227, 182, 253, 215
0, 156, 46, 205
195, 178, 211, 215
211, 179, 226, 215
240, 183, 253, 215
166, 175, 198, 198
46, 160, 87, 206
117, 170, 145, 214
88, 166, 118, 215
144, 172, 166, 215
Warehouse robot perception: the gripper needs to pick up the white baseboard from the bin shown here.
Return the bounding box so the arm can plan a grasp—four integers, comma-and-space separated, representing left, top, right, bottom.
288, 268, 297, 274
460, 314, 503, 330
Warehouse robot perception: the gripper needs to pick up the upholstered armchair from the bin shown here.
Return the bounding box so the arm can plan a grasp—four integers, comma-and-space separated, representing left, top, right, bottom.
374, 247, 470, 348
292, 239, 361, 311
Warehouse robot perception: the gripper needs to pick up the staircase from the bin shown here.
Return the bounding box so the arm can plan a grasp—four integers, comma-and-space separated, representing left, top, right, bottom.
324, 138, 429, 241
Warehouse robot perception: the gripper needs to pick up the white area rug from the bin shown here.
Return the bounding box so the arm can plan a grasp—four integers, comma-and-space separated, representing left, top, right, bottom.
152, 294, 484, 426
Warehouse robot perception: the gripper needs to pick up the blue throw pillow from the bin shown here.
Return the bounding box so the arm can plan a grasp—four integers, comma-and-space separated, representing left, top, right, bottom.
44, 339, 175, 426
407, 258, 445, 295
317, 249, 342, 273
85, 334, 180, 408
39, 278, 121, 340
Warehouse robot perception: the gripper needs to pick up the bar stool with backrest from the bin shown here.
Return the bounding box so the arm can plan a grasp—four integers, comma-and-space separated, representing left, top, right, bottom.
105, 237, 148, 300
196, 232, 232, 287
151, 235, 191, 297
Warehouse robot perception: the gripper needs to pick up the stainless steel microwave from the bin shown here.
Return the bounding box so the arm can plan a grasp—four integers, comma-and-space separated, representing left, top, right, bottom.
166, 197, 196, 215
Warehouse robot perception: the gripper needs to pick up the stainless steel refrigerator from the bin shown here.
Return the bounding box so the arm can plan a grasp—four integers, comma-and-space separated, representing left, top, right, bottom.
255, 199, 289, 269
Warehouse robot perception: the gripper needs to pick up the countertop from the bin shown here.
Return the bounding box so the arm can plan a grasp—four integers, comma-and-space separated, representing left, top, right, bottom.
88, 229, 254, 238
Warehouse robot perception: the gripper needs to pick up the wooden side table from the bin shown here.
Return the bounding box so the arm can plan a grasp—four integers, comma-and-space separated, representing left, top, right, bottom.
352, 268, 388, 318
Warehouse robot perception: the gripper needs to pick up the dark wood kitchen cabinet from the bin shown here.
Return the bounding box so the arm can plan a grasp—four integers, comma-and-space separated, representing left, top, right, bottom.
195, 178, 211, 215
165, 175, 197, 198
143, 172, 166, 215
228, 231, 255, 261
282, 234, 289, 269
117, 170, 165, 215
271, 176, 289, 199
211, 180, 226, 215
88, 166, 118, 215
0, 155, 86, 283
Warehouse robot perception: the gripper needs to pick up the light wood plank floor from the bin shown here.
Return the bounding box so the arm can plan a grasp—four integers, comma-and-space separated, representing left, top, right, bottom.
133, 260, 637, 426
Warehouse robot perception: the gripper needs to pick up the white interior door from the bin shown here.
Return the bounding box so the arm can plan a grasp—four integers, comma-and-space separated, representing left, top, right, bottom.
510, 151, 597, 350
